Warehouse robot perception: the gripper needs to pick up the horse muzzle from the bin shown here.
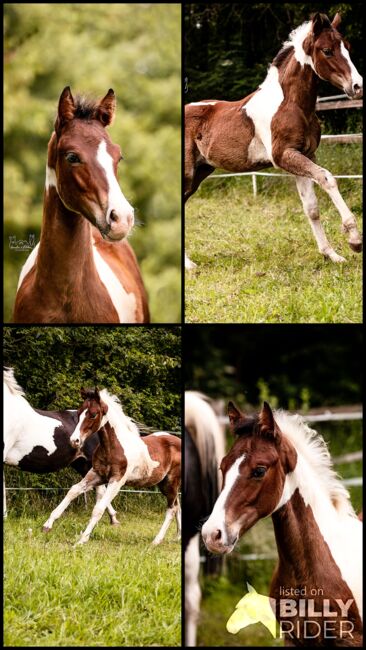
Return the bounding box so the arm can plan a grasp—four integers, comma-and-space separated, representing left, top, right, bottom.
201, 525, 238, 555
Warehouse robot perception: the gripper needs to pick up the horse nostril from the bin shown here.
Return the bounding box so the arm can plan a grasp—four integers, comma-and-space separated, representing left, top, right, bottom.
213, 529, 222, 541
109, 210, 119, 223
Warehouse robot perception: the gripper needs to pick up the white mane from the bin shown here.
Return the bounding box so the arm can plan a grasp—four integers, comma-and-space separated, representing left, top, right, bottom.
3, 367, 25, 397
281, 21, 314, 70
274, 410, 355, 517
99, 389, 140, 438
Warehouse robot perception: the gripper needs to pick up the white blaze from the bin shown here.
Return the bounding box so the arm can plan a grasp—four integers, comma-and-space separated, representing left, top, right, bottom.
340, 42, 363, 90
202, 454, 246, 545
96, 140, 134, 226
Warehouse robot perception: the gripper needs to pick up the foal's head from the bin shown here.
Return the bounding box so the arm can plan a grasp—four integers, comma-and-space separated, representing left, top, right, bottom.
70, 387, 108, 449
302, 13, 362, 98
48, 86, 134, 240
201, 402, 297, 554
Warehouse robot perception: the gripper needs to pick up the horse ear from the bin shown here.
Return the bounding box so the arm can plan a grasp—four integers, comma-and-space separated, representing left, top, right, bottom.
311, 13, 331, 39
96, 89, 116, 127
259, 402, 280, 438
80, 387, 87, 399
102, 402, 108, 415
94, 386, 100, 400
55, 86, 75, 135
228, 401, 242, 429
331, 13, 342, 30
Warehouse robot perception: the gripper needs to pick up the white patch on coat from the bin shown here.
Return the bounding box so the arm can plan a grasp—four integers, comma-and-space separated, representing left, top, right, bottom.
4, 381, 60, 465
96, 140, 134, 228
98, 390, 160, 480
247, 134, 271, 165
243, 66, 284, 164
92, 245, 137, 323
16, 242, 39, 290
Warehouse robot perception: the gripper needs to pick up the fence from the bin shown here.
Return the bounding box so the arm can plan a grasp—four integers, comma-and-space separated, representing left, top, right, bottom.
203, 94, 363, 196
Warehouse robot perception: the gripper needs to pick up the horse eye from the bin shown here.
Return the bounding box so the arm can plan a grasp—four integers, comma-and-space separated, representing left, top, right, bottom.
65, 152, 81, 163
322, 48, 333, 57
252, 466, 267, 478
89, 413, 97, 419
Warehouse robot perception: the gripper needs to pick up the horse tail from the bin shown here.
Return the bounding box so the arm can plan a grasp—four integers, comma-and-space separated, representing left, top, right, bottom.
185, 391, 226, 495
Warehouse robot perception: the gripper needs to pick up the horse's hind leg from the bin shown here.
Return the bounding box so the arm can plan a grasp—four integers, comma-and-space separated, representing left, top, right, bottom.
295, 176, 346, 262
96, 484, 119, 526
152, 478, 180, 545
185, 159, 215, 269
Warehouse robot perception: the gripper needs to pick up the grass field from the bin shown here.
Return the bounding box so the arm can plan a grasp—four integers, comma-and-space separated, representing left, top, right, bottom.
185, 144, 362, 323
4, 495, 181, 647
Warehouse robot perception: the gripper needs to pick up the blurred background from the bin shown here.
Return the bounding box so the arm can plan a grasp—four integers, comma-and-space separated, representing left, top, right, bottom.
184, 324, 362, 646
4, 3, 181, 323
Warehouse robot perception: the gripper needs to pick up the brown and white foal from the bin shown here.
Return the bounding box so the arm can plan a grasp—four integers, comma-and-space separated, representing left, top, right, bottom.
185, 13, 363, 267
202, 402, 362, 646
43, 388, 181, 546
13, 87, 149, 322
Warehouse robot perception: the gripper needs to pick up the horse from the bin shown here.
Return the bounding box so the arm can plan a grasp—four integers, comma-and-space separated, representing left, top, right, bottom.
202, 401, 363, 646
3, 367, 119, 525
13, 86, 149, 323
184, 391, 226, 646
185, 13, 363, 268
42, 388, 181, 546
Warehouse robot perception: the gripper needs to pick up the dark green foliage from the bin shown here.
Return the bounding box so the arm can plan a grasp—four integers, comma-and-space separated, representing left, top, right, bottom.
185, 3, 363, 133
184, 325, 362, 409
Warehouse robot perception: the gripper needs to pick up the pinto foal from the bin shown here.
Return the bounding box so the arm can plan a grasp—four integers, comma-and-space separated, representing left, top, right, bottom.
202, 402, 362, 646
43, 388, 181, 546
185, 13, 363, 267
13, 87, 149, 323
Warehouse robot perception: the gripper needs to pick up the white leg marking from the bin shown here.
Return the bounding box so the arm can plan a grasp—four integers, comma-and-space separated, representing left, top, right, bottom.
185, 534, 201, 647
151, 504, 177, 545
185, 253, 197, 270
295, 176, 346, 262
43, 472, 99, 531
316, 169, 362, 250
75, 478, 125, 545
96, 484, 119, 524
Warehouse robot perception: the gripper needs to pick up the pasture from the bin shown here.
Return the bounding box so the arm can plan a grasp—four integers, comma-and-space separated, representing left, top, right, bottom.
4, 491, 181, 647
185, 144, 362, 323
196, 418, 362, 647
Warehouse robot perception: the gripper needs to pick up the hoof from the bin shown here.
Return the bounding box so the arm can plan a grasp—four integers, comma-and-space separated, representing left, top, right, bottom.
349, 241, 362, 253
110, 519, 120, 527
42, 525, 51, 533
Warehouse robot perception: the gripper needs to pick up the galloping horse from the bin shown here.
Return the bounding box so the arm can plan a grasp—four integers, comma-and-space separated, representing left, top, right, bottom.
184, 391, 226, 646
3, 368, 119, 524
202, 401, 362, 646
13, 87, 149, 322
43, 388, 181, 546
185, 13, 363, 268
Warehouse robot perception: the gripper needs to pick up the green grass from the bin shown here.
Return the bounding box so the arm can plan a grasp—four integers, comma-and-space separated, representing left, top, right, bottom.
4, 497, 181, 647
185, 144, 362, 323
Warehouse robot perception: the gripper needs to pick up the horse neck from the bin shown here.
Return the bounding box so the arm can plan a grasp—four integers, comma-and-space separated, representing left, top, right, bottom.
97, 423, 114, 455
277, 54, 319, 115
35, 185, 94, 291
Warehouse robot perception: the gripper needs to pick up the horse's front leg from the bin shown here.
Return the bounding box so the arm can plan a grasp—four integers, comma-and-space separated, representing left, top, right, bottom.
75, 477, 125, 546
295, 176, 346, 262
43, 469, 101, 532
277, 148, 362, 258
95, 484, 120, 526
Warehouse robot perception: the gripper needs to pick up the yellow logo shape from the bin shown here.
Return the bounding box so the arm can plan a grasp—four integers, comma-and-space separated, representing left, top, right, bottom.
227, 582, 277, 638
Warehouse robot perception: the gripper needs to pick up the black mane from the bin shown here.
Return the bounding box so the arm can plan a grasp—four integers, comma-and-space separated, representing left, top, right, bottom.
73, 95, 99, 120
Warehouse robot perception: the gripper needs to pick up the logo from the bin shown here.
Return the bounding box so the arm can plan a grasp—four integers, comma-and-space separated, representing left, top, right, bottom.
227, 583, 277, 637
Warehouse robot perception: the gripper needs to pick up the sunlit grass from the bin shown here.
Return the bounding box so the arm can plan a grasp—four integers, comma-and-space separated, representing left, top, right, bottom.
185, 144, 362, 324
